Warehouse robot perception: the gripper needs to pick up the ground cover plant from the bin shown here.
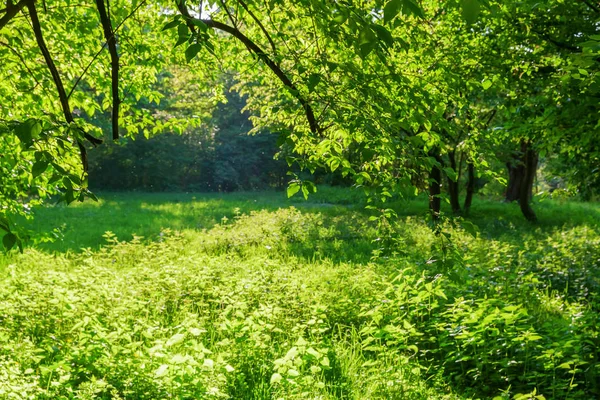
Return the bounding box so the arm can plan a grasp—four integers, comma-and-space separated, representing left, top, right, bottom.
0, 189, 599, 399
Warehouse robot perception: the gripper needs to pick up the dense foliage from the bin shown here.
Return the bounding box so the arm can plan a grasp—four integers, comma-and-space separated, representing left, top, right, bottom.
88, 84, 287, 192
1, 191, 599, 399
2, 0, 600, 238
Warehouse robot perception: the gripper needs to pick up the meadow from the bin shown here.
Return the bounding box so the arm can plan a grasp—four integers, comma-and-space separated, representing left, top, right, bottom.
0, 188, 599, 399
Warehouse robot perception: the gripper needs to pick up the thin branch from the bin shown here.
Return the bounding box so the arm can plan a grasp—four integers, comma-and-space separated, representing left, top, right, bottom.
27, 2, 74, 125
27, 0, 101, 172
235, 0, 277, 57
68, 0, 148, 100
205, 19, 320, 134
0, 39, 40, 87
95, 0, 120, 139
483, 109, 497, 128
581, 0, 600, 13
176, 1, 320, 134
0, 0, 29, 30
308, 3, 321, 57
217, 0, 237, 28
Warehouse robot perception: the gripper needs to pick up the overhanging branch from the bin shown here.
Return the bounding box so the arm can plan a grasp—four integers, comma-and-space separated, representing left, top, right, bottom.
204, 19, 319, 134
0, 0, 29, 31
95, 0, 120, 140
27, 1, 101, 171
235, 0, 277, 57
176, 1, 320, 135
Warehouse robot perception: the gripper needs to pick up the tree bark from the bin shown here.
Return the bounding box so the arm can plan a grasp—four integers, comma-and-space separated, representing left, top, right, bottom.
429, 152, 442, 220
447, 150, 461, 214
463, 161, 475, 213
505, 141, 538, 221
519, 142, 538, 222
505, 141, 529, 202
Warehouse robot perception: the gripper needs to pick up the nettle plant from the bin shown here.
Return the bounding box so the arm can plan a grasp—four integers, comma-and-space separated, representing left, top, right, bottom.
353, 222, 600, 399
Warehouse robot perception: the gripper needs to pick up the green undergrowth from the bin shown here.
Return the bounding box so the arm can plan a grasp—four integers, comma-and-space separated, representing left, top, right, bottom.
1, 190, 599, 399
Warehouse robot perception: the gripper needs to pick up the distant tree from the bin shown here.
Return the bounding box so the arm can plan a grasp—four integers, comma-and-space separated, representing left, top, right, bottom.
88, 74, 286, 192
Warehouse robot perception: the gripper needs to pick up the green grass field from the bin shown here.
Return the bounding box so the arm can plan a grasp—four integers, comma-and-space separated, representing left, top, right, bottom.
1, 188, 599, 399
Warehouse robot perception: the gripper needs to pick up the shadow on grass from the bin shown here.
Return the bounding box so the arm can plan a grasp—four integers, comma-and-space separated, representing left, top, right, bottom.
23, 190, 366, 255
20, 190, 600, 263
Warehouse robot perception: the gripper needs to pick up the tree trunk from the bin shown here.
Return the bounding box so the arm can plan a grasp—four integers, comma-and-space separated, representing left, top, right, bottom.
505, 141, 531, 202
429, 152, 442, 220
505, 159, 524, 202
464, 161, 475, 213
519, 142, 538, 222
505, 141, 538, 221
447, 150, 461, 214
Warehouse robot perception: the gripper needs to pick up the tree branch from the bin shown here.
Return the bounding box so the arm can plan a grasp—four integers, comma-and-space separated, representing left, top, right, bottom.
0, 39, 40, 88
581, 0, 600, 13
483, 108, 496, 128
176, 1, 319, 135
95, 0, 120, 139
68, 0, 148, 101
530, 27, 580, 52
27, 1, 101, 172
217, 0, 237, 28
235, 0, 277, 57
210, 19, 319, 134
0, 0, 29, 31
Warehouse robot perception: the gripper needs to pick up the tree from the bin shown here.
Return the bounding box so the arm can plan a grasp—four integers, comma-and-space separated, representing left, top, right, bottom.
3, 0, 600, 251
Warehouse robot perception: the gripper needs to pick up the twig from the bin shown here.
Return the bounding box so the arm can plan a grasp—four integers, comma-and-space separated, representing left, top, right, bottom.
0, 39, 40, 87
235, 0, 277, 57
176, 1, 320, 135
217, 0, 237, 28
67, 0, 148, 100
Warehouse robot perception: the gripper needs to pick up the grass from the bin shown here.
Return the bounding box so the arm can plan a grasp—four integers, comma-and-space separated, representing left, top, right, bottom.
1, 187, 599, 399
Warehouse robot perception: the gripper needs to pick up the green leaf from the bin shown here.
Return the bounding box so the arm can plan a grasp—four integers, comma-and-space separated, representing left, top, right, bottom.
185, 43, 203, 62
330, 157, 341, 172
162, 19, 181, 31
0, 216, 10, 232
359, 40, 377, 58
14, 119, 41, 147
302, 185, 309, 200
175, 24, 190, 47
155, 364, 169, 377
287, 182, 301, 198
303, 180, 317, 195
2, 233, 17, 251
307, 73, 321, 92
482, 80, 492, 90
190, 19, 208, 31
372, 25, 394, 48
403, 0, 424, 18
51, 162, 67, 175
270, 372, 283, 384
306, 347, 321, 359
443, 167, 458, 182
461, 220, 478, 238
62, 177, 73, 190
332, 10, 348, 24
165, 333, 186, 347
32, 160, 49, 178
383, 0, 402, 24
461, 0, 481, 25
